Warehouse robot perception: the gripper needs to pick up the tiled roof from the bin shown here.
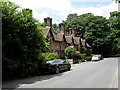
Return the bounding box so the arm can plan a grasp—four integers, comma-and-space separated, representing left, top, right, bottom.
52, 30, 64, 41
86, 43, 91, 48
65, 36, 73, 44
42, 26, 64, 41
42, 26, 91, 48
42, 26, 51, 38
81, 38, 86, 47
73, 37, 80, 45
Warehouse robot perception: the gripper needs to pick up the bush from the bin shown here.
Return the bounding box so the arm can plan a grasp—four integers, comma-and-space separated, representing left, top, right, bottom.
86, 48, 92, 56
37, 52, 57, 74
86, 56, 92, 61
80, 53, 86, 60
80, 47, 86, 53
72, 51, 81, 60
78, 59, 86, 62
60, 56, 66, 59
73, 60, 79, 64
64, 46, 76, 59
39, 53, 57, 62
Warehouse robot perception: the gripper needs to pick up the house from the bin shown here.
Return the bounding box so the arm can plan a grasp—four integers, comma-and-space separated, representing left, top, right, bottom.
42, 17, 91, 58
20, 9, 91, 57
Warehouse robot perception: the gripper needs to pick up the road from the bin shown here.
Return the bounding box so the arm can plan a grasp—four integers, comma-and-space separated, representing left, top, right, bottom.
3, 58, 118, 89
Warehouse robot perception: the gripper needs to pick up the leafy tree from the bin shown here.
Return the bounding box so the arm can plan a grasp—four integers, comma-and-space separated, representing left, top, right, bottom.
52, 23, 58, 30
108, 11, 120, 55
63, 13, 94, 38
84, 16, 111, 56
113, 0, 120, 3
64, 13, 111, 57
63, 13, 79, 35
38, 22, 44, 27
77, 13, 95, 38
2, 0, 48, 79
109, 11, 120, 30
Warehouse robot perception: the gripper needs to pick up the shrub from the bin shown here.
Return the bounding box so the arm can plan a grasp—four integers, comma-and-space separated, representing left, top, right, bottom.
80, 53, 86, 60
72, 51, 83, 64
60, 56, 66, 59
37, 52, 57, 74
80, 47, 86, 53
72, 51, 81, 60
79, 59, 86, 62
86, 56, 92, 61
86, 48, 92, 56
64, 46, 76, 59
73, 60, 79, 64
40, 52, 57, 62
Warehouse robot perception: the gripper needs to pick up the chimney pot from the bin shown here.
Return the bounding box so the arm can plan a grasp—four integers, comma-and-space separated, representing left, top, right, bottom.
44, 17, 52, 28
59, 23, 65, 33
69, 28, 75, 35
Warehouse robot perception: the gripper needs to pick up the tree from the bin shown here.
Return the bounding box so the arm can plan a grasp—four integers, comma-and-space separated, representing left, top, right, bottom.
64, 13, 111, 56
63, 13, 94, 38
63, 13, 79, 35
2, 0, 48, 79
113, 0, 120, 3
108, 11, 120, 55
84, 16, 111, 56
77, 13, 95, 38
52, 23, 58, 30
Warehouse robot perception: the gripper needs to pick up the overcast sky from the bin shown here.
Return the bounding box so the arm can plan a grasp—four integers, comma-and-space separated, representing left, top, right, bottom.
10, 0, 118, 24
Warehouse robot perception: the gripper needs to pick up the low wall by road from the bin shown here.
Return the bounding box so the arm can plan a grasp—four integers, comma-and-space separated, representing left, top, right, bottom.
67, 59, 73, 66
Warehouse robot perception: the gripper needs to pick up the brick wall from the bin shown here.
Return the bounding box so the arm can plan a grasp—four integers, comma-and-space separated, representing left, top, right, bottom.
50, 40, 60, 51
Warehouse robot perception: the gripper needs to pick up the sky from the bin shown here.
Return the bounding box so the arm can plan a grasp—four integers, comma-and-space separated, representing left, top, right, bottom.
10, 0, 118, 24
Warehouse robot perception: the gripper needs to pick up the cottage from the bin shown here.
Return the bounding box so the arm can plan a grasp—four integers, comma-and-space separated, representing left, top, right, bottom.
42, 17, 90, 58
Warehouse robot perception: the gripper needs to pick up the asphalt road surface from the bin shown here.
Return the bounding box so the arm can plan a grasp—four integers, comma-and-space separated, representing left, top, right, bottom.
3, 57, 118, 89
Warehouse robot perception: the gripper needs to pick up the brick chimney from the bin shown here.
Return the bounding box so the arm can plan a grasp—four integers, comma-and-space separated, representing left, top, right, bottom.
44, 17, 52, 28
59, 23, 65, 33
69, 28, 75, 36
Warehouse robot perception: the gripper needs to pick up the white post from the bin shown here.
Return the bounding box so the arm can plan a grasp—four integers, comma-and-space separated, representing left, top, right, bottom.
67, 59, 73, 67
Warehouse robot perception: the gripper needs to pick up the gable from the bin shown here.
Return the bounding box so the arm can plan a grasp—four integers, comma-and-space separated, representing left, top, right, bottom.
73, 37, 80, 45
42, 26, 51, 38
51, 30, 64, 42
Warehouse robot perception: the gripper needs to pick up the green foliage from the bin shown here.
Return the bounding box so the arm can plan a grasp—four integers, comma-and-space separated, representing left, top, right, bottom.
78, 59, 86, 62
80, 53, 86, 60
108, 11, 120, 55
72, 51, 81, 60
41, 53, 57, 61
63, 13, 79, 35
86, 48, 92, 56
86, 56, 92, 61
2, 0, 48, 79
64, 46, 76, 59
83, 16, 110, 56
80, 47, 86, 53
72, 51, 81, 64
63, 13, 94, 38
64, 12, 120, 57
52, 23, 58, 30
38, 22, 44, 26
64, 46, 91, 63
109, 11, 120, 30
